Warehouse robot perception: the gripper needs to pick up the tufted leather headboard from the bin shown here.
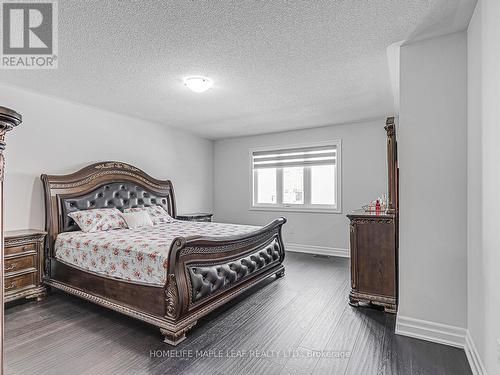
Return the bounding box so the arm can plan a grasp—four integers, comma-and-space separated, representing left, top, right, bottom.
41, 162, 176, 252
60, 181, 172, 232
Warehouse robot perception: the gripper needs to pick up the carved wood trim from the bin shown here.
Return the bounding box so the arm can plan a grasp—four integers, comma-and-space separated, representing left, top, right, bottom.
94, 162, 140, 171
385, 117, 398, 215
349, 290, 397, 313
3, 286, 46, 303
4, 235, 45, 247
45, 279, 178, 330
179, 227, 280, 256
349, 217, 394, 224
51, 257, 165, 287
165, 274, 179, 319
349, 223, 357, 289
49, 170, 167, 190
160, 322, 197, 345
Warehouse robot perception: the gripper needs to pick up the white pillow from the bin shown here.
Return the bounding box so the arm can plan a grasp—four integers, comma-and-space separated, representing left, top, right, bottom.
122, 211, 154, 230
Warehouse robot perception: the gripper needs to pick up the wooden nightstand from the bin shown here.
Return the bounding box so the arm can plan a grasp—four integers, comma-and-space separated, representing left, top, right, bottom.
4, 230, 46, 303
176, 213, 213, 222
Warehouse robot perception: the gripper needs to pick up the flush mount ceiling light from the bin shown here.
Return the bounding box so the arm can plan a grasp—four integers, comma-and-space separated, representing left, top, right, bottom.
183, 76, 213, 93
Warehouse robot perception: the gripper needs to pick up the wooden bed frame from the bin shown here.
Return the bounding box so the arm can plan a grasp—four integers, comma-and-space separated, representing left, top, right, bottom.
41, 161, 286, 345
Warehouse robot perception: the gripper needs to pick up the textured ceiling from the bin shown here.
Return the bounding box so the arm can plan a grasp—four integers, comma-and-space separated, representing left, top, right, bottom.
0, 0, 476, 139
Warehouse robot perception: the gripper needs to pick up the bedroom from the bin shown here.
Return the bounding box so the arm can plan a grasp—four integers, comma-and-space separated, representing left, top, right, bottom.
0, 1, 497, 374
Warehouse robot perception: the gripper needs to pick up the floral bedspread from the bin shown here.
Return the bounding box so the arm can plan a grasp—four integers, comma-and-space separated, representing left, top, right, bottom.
54, 220, 261, 286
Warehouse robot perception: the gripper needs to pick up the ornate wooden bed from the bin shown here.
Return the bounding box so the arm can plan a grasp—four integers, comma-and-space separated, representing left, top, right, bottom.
41, 161, 286, 345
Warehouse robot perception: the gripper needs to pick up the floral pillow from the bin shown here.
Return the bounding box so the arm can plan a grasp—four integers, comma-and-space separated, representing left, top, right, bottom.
68, 208, 127, 233
147, 205, 174, 224
124, 205, 173, 225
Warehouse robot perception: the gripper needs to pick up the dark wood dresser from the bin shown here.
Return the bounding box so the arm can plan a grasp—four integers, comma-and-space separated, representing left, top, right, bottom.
347, 211, 396, 312
176, 213, 213, 222
4, 230, 46, 303
347, 117, 399, 313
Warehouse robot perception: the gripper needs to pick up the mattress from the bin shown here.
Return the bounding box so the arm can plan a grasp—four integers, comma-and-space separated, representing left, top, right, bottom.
54, 220, 261, 286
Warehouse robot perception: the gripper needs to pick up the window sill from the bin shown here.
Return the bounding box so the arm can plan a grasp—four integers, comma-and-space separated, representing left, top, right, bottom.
249, 206, 342, 214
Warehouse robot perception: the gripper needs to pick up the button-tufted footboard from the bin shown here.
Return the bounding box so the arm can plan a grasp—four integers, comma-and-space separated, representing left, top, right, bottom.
161, 217, 286, 345
187, 237, 281, 304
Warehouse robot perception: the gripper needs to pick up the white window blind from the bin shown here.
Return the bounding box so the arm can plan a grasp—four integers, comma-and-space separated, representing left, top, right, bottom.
252, 145, 337, 169
250, 141, 342, 213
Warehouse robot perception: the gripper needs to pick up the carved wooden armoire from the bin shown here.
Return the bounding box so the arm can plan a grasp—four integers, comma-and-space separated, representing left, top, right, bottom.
0, 106, 21, 373
347, 117, 398, 313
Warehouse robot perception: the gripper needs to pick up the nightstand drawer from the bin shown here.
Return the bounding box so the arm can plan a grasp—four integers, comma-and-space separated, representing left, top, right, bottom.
4, 230, 47, 303
4, 255, 36, 274
5, 243, 36, 256
4, 272, 36, 293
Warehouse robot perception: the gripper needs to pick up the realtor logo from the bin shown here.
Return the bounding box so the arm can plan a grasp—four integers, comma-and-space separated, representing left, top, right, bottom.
1, 0, 58, 69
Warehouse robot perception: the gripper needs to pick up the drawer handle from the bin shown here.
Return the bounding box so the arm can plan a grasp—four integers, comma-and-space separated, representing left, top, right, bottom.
5, 282, 17, 290
5, 263, 16, 271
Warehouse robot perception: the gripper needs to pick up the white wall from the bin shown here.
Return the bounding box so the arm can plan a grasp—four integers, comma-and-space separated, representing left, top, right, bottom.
0, 84, 214, 231
214, 118, 387, 253
467, 0, 500, 373
467, 0, 485, 364
398, 32, 467, 328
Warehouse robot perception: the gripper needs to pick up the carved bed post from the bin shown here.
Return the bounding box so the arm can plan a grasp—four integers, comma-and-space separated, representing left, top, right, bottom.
0, 106, 21, 375
385, 117, 397, 214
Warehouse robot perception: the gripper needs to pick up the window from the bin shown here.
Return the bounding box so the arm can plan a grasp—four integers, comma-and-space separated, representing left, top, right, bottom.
250, 141, 341, 213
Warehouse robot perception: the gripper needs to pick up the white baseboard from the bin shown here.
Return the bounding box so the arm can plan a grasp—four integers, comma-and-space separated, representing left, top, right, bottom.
465, 330, 488, 375
396, 316, 488, 374
285, 243, 349, 258
395, 315, 467, 348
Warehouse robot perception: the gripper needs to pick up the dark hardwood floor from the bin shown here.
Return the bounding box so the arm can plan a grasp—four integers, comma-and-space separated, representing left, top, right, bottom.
4, 252, 472, 375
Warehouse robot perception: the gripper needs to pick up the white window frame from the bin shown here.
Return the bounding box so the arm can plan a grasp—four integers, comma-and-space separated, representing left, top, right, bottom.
249, 139, 342, 214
